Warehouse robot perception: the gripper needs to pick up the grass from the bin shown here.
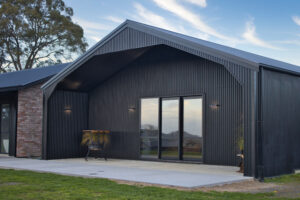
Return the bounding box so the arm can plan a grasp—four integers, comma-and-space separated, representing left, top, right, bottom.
0, 169, 297, 200
265, 172, 300, 183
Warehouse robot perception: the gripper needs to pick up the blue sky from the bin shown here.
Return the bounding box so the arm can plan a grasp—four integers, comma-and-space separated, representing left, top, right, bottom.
64, 0, 300, 66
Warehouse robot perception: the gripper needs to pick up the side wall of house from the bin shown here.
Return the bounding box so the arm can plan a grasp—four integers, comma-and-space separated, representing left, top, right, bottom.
93, 27, 256, 176
262, 69, 300, 177
43, 27, 256, 176
46, 90, 88, 159
88, 47, 244, 166
16, 84, 43, 157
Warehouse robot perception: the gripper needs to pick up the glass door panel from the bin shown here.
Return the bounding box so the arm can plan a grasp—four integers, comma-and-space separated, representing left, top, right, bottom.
0, 104, 10, 154
140, 98, 159, 158
161, 98, 179, 159
183, 97, 203, 160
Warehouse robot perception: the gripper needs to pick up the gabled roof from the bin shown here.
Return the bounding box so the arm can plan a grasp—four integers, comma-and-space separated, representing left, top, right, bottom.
143, 22, 300, 74
0, 63, 69, 92
42, 20, 300, 92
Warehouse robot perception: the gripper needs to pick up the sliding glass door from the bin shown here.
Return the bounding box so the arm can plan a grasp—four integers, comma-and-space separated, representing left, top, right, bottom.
140, 96, 203, 161
0, 104, 10, 154
161, 98, 179, 160
183, 97, 203, 160
140, 98, 159, 158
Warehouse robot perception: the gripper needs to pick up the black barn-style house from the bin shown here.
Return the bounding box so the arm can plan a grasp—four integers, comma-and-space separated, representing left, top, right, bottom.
41, 20, 300, 179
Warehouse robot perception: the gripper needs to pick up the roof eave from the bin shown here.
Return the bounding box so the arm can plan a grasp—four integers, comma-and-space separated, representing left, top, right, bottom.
41, 20, 130, 91
0, 75, 53, 93
126, 20, 259, 70
42, 19, 262, 93
260, 63, 300, 76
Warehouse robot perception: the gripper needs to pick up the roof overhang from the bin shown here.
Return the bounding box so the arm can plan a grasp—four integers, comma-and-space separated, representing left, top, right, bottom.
56, 45, 154, 92
0, 76, 54, 93
41, 20, 260, 98
42, 19, 300, 98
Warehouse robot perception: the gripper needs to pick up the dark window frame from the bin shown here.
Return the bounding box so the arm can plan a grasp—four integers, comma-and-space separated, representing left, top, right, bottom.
139, 94, 205, 163
161, 97, 180, 160
139, 97, 160, 159
0, 103, 11, 154
182, 96, 204, 162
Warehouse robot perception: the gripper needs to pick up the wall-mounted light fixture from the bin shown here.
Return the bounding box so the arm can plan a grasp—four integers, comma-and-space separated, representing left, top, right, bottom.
64, 105, 72, 114
210, 103, 221, 110
128, 105, 136, 112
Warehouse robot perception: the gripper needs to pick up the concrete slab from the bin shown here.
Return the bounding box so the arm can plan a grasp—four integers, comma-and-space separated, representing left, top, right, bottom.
0, 156, 252, 188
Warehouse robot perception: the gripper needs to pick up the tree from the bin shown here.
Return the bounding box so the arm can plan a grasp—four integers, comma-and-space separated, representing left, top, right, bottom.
0, 0, 88, 72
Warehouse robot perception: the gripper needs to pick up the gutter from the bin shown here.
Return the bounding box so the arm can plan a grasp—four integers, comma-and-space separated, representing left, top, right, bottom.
260, 63, 300, 77
0, 76, 54, 93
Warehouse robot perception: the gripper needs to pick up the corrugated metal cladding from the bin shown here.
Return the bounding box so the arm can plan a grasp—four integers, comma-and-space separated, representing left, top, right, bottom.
262, 69, 300, 177
89, 47, 243, 166
46, 27, 256, 176
47, 90, 88, 159
91, 27, 255, 176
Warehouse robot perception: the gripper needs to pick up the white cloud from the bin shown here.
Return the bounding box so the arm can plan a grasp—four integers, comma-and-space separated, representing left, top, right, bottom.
292, 16, 300, 26
242, 20, 279, 50
152, 0, 239, 44
133, 3, 187, 34
105, 16, 124, 23
90, 36, 102, 42
194, 32, 209, 40
73, 17, 111, 31
84, 29, 102, 36
133, 3, 211, 41
183, 0, 206, 7
72, 17, 111, 44
273, 39, 300, 46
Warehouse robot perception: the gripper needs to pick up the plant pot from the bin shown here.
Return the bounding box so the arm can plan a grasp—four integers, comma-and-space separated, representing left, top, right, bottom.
237, 150, 244, 173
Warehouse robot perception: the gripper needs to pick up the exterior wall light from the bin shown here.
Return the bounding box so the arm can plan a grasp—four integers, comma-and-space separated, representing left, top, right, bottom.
128, 106, 136, 112
64, 105, 72, 114
210, 103, 220, 110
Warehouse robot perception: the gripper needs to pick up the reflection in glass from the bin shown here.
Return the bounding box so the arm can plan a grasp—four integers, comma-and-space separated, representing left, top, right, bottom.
140, 99, 159, 158
1, 104, 10, 154
183, 98, 203, 160
161, 99, 179, 159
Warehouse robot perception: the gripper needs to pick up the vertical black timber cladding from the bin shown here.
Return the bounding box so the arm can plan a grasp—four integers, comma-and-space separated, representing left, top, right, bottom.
47, 90, 88, 159
88, 47, 246, 166
262, 69, 300, 177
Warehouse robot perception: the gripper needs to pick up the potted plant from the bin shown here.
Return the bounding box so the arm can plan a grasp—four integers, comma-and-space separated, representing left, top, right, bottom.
237, 136, 244, 173
81, 130, 110, 160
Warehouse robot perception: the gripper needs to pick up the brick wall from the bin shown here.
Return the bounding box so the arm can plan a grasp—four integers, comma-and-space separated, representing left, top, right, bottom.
16, 84, 43, 157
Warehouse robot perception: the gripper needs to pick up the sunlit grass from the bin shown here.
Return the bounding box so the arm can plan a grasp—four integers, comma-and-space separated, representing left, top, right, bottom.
265, 172, 300, 183
0, 169, 298, 200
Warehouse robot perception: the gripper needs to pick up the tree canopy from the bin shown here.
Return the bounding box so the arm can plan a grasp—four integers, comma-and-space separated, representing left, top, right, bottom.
0, 0, 88, 72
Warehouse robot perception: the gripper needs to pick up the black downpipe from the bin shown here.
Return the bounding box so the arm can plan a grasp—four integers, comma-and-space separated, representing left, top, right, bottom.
41, 94, 48, 160
256, 66, 264, 181
158, 98, 162, 159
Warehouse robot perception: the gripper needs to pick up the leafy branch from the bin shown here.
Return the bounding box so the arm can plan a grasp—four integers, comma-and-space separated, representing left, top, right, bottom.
0, 0, 88, 73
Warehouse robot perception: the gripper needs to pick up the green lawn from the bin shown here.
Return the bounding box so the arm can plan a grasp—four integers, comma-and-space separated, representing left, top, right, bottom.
0, 169, 297, 200
265, 172, 300, 183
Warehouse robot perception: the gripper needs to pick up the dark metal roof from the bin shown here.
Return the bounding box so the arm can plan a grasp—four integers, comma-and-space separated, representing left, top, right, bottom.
42, 19, 300, 92
0, 63, 69, 92
131, 20, 300, 74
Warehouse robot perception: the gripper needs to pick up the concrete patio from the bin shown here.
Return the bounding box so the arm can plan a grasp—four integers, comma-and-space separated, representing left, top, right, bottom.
0, 155, 252, 188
